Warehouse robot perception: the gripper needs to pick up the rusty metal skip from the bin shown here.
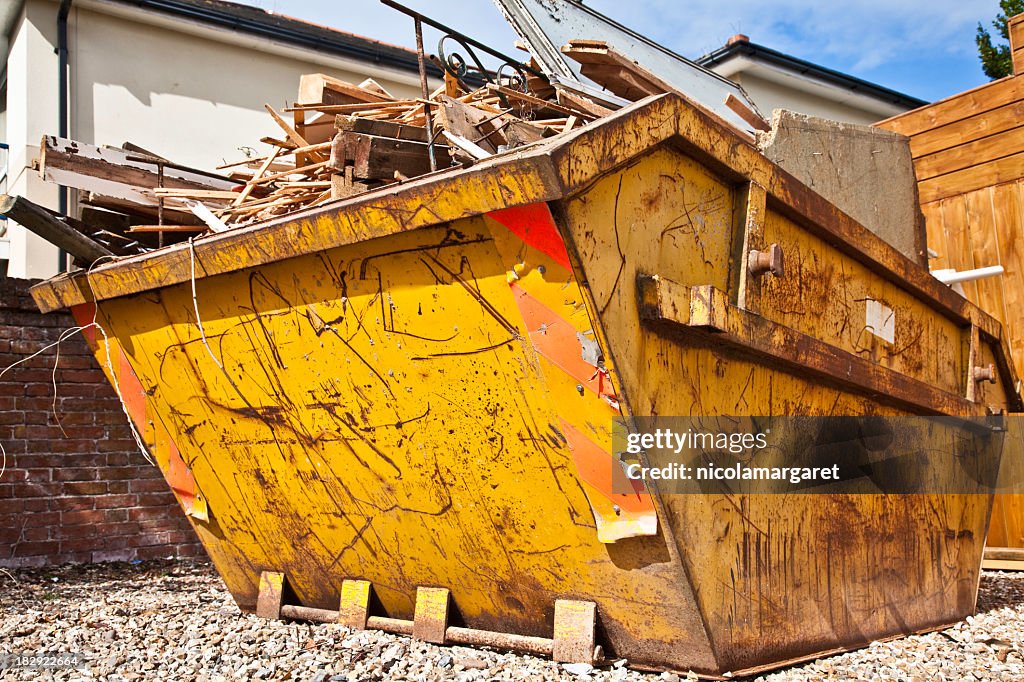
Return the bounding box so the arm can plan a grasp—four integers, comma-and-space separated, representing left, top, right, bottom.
30, 93, 1023, 677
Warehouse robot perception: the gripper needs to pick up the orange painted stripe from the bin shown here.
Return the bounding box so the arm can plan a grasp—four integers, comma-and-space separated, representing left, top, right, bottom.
70, 303, 98, 346
560, 420, 653, 514
119, 351, 148, 431
166, 439, 198, 507
488, 203, 572, 271
509, 282, 618, 404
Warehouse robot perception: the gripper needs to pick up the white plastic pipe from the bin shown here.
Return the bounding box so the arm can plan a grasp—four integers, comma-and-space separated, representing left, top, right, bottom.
931, 265, 1004, 285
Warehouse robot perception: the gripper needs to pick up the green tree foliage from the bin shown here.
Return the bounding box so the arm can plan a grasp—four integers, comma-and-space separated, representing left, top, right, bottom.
977, 0, 1024, 79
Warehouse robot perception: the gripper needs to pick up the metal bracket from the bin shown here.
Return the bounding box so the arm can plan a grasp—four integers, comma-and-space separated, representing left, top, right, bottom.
552, 599, 598, 663
338, 579, 372, 629
413, 587, 451, 644
256, 573, 601, 664
974, 363, 997, 384
256, 571, 285, 620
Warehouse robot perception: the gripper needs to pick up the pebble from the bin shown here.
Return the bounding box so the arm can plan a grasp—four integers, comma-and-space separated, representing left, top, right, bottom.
1, 560, 1023, 681
564, 662, 594, 676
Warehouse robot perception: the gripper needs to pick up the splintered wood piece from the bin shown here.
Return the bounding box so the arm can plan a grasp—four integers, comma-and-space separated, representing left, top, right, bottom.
552, 600, 597, 664
485, 84, 579, 119
561, 39, 755, 141
233, 147, 282, 206
0, 193, 115, 264
128, 224, 208, 233
725, 93, 770, 132
436, 95, 505, 153
84, 192, 198, 224
252, 160, 328, 186
256, 571, 286, 620
358, 78, 394, 99
265, 105, 311, 150
442, 130, 491, 160
260, 136, 297, 149
338, 579, 372, 629
330, 167, 371, 200
562, 40, 666, 101
285, 101, 419, 114
217, 155, 271, 170
445, 70, 460, 98
504, 120, 546, 148
413, 587, 450, 644
556, 88, 616, 118
151, 188, 239, 200
40, 135, 236, 207
308, 189, 335, 207
582, 63, 661, 100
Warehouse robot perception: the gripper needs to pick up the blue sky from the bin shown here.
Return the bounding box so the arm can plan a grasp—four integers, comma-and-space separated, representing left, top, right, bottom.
239, 0, 1005, 103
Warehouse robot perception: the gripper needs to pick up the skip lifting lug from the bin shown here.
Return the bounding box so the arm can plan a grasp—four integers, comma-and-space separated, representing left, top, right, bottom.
748, 243, 784, 278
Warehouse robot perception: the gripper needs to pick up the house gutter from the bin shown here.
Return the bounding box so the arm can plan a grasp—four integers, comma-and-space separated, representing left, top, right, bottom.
113, 0, 442, 77
56, 0, 72, 273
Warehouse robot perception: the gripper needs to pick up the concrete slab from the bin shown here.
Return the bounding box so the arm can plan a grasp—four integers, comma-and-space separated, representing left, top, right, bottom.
757, 110, 927, 267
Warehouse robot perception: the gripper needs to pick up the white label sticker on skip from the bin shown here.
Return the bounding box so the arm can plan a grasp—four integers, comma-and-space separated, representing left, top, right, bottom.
865, 299, 895, 344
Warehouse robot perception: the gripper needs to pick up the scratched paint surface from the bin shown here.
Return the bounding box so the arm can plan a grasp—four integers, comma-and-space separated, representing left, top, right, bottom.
759, 211, 964, 395
59, 103, 1021, 675
559, 146, 1010, 672
93, 216, 719, 672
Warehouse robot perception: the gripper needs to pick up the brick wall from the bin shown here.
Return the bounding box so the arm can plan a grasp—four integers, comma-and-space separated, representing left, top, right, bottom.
0, 277, 203, 568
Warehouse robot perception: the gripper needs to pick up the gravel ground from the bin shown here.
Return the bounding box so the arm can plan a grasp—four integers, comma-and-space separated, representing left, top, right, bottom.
1, 560, 1023, 681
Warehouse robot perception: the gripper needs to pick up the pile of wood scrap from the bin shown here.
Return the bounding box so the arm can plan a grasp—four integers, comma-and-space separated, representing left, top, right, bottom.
214, 71, 610, 224
27, 37, 771, 258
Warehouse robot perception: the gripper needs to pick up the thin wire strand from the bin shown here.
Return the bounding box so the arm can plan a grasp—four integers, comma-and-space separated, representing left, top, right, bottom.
189, 237, 225, 370
0, 324, 98, 482
89, 314, 154, 466
51, 333, 68, 438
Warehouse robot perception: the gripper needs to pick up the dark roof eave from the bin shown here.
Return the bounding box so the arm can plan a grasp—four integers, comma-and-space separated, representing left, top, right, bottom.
111, 0, 444, 78
696, 41, 927, 110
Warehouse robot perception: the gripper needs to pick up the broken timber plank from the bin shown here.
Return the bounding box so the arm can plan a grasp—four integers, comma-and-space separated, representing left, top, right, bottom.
298, 73, 395, 106
83, 193, 200, 224
40, 136, 237, 209
264, 104, 312, 150
128, 225, 207, 233
358, 78, 395, 99
436, 95, 505, 154
560, 40, 758, 141
555, 87, 616, 118
330, 132, 452, 180
0, 193, 115, 264
485, 84, 581, 119
725, 93, 771, 132
335, 116, 430, 143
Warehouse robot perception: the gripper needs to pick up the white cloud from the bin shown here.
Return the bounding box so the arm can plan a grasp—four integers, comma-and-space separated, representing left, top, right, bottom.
582, 0, 991, 73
